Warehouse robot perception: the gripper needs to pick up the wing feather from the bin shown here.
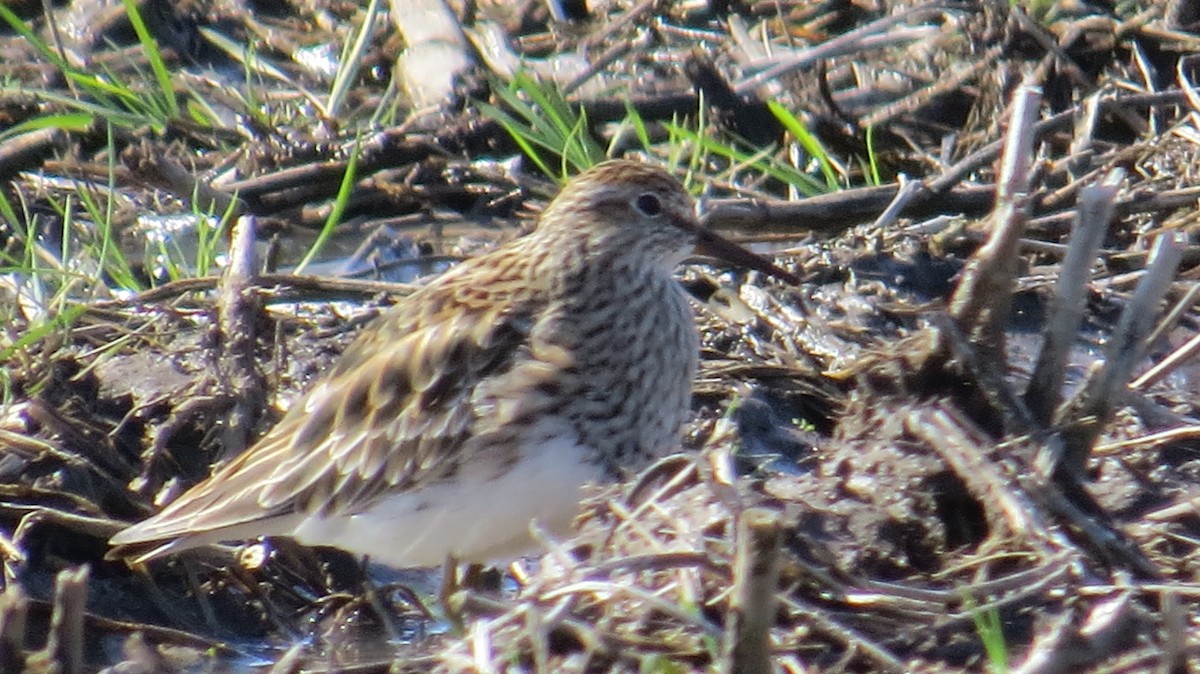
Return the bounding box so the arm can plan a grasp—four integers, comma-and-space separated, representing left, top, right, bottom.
109, 257, 551, 559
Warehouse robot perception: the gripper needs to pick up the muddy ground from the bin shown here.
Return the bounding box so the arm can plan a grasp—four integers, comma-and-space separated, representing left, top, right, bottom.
3, 0, 1200, 671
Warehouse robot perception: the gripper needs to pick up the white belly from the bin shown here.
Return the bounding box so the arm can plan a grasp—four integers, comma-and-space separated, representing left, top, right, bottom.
290, 431, 604, 567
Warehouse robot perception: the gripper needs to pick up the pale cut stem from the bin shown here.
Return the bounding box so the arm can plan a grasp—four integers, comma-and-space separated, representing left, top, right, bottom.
1129, 283, 1200, 390
725, 508, 782, 674
216, 214, 264, 458
36, 566, 88, 674
1025, 168, 1123, 423
949, 79, 1041, 360
1057, 232, 1186, 475
0, 585, 27, 673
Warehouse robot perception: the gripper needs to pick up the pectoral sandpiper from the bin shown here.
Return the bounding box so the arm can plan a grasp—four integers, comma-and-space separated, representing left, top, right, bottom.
108, 160, 798, 567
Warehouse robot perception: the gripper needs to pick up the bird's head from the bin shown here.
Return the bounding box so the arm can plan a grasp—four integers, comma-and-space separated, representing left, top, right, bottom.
536, 160, 799, 283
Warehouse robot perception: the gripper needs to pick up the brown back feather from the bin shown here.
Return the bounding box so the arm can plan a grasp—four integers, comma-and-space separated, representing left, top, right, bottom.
110, 245, 548, 550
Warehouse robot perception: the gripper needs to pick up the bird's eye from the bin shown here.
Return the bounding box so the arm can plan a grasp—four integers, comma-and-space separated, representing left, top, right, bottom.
633, 193, 663, 217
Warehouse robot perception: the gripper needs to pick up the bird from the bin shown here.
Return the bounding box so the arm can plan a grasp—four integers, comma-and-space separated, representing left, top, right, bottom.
108, 160, 799, 568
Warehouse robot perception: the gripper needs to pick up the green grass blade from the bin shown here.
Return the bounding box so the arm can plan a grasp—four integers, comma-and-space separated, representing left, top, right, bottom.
865, 124, 882, 186
665, 122, 828, 196
681, 94, 709, 188
0, 303, 87, 364
327, 0, 383, 118
0, 112, 93, 144
0, 188, 18, 228
617, 100, 652, 154
476, 101, 554, 177
522, 74, 602, 169
0, 2, 173, 131
0, 3, 70, 71
497, 77, 567, 153
477, 71, 605, 180
515, 71, 568, 135
199, 26, 293, 84
965, 594, 1010, 673
295, 135, 363, 274
767, 101, 840, 189
90, 123, 140, 290
197, 193, 239, 278
120, 0, 178, 117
